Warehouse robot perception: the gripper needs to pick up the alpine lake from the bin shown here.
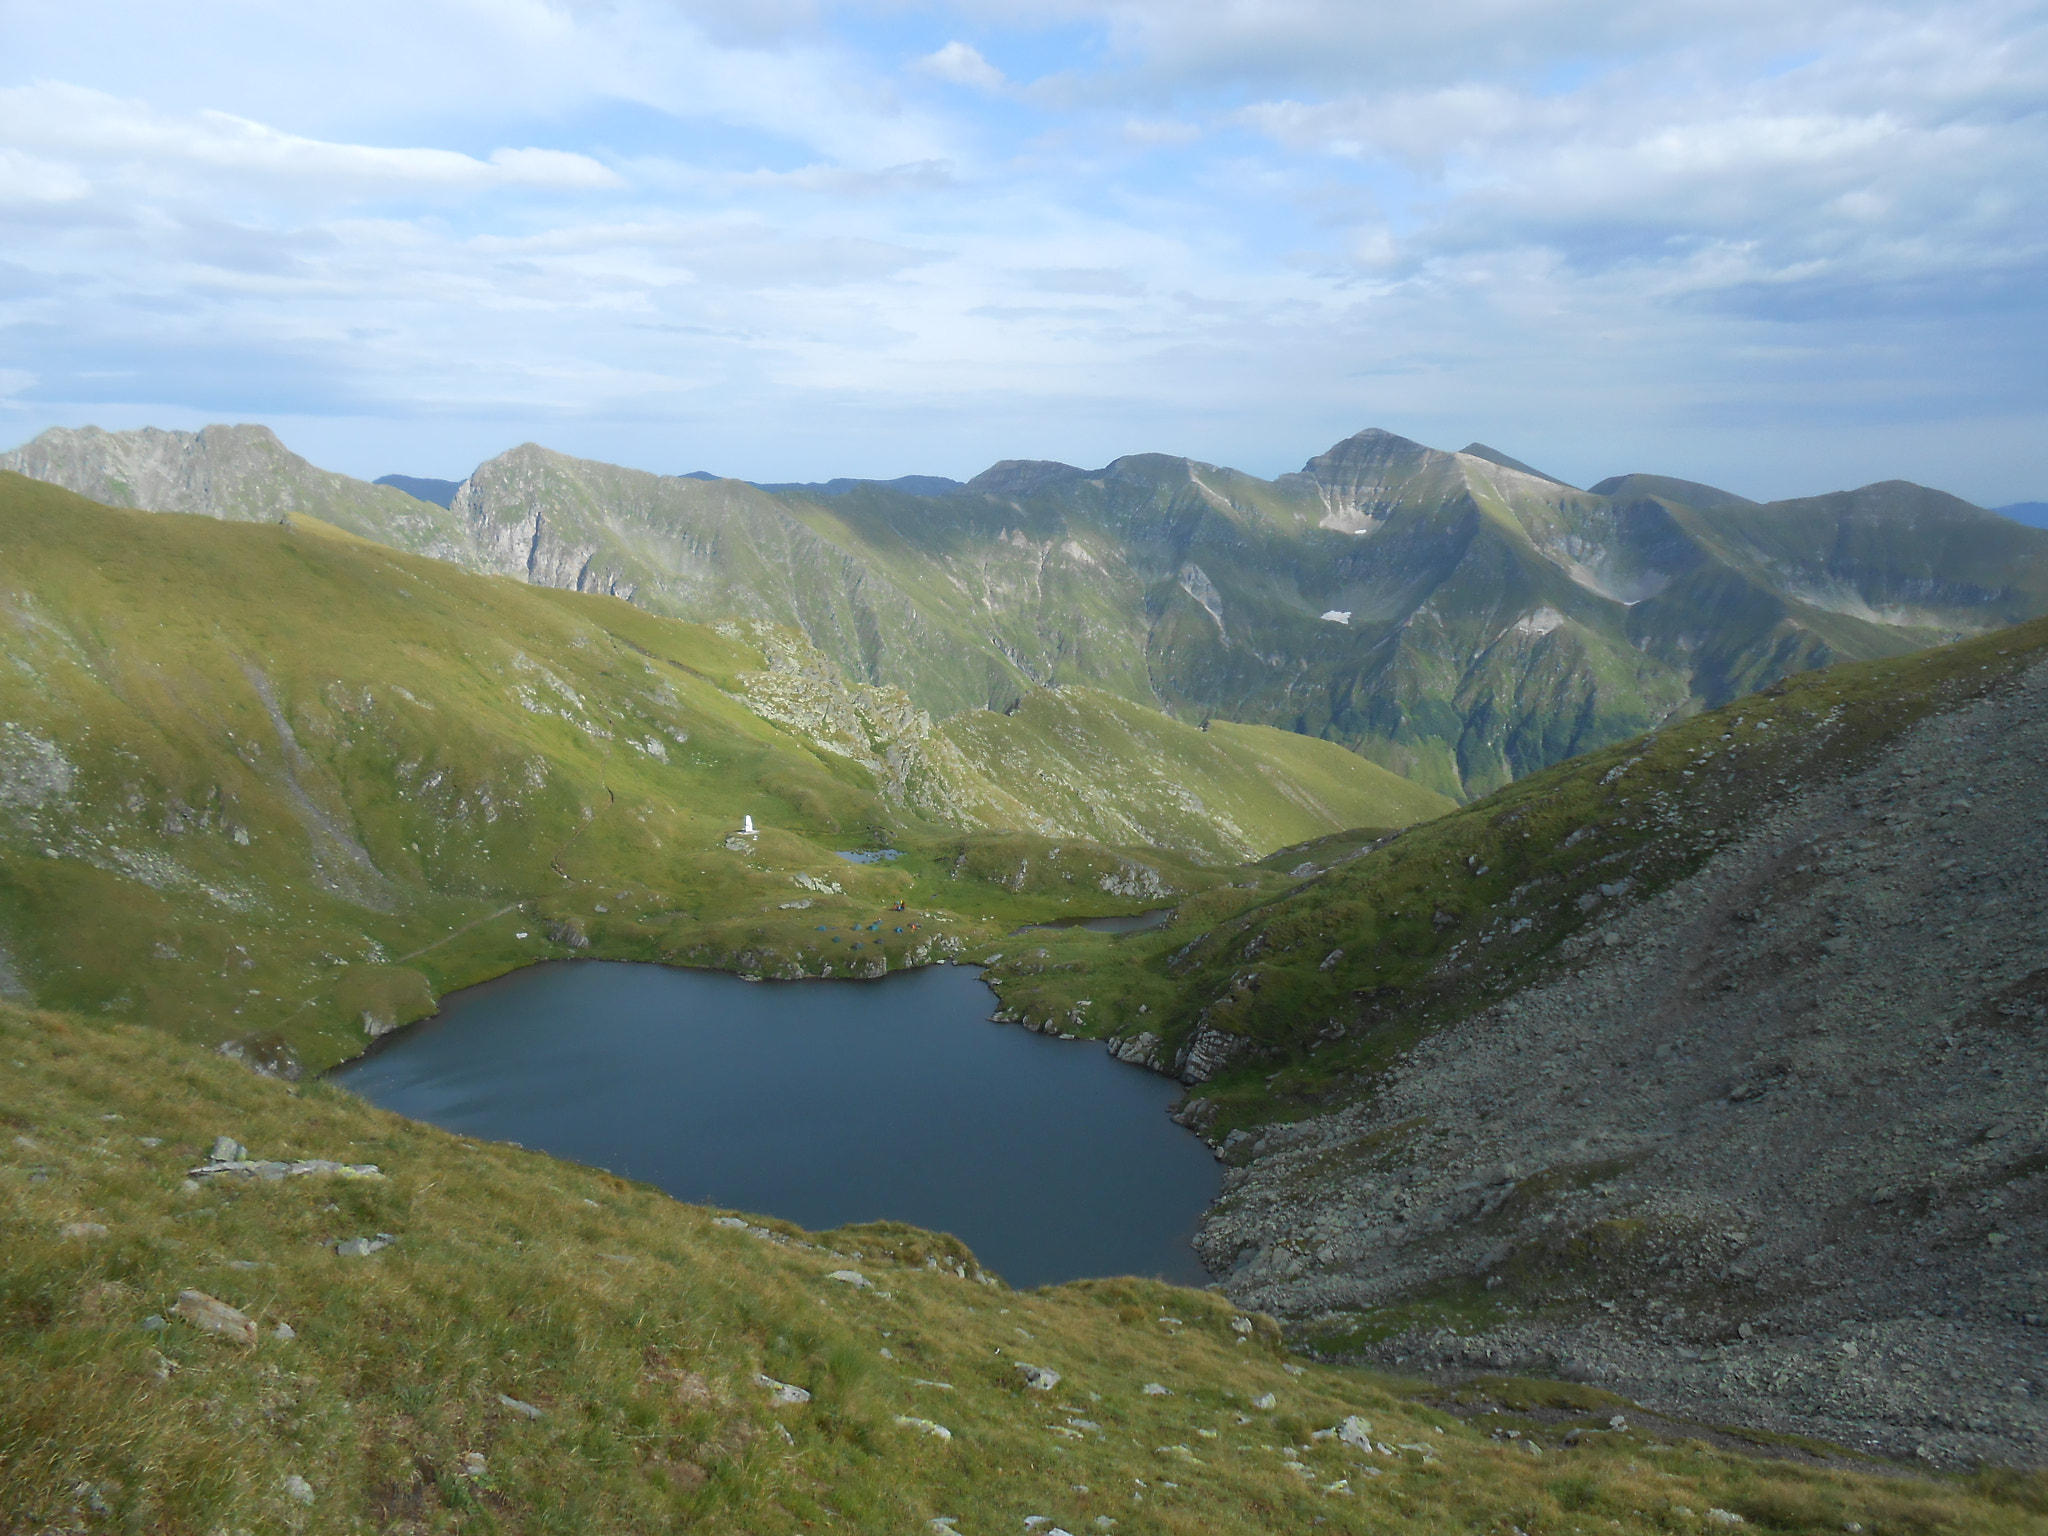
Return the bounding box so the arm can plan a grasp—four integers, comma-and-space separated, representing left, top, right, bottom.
331, 956, 1220, 1290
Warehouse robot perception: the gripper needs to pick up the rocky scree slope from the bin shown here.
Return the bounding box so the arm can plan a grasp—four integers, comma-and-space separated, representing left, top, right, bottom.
13, 424, 2048, 800
1135, 625, 2048, 1469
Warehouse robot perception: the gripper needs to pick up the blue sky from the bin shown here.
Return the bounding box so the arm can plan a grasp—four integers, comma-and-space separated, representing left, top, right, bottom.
2, 0, 2044, 502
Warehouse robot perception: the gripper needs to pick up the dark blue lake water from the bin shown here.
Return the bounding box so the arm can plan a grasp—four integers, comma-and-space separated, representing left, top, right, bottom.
330, 961, 1219, 1290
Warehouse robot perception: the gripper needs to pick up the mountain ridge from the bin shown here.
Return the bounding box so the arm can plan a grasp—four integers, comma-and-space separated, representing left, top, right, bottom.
10, 421, 2048, 800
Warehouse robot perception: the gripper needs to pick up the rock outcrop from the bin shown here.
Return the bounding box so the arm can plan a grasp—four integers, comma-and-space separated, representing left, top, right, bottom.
0, 424, 482, 563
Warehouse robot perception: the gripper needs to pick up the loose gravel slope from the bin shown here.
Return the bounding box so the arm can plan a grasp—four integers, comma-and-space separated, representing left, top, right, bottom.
1201, 646, 2048, 1468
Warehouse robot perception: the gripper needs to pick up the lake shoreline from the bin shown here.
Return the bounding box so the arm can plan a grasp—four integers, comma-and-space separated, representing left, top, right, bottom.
330, 958, 1223, 1289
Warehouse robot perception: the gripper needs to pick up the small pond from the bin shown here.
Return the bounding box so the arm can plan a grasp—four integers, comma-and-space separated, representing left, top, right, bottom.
331, 961, 1218, 1290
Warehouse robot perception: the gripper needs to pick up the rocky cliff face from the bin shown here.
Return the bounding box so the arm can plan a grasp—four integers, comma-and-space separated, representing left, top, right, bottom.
1184, 648, 2048, 1469
0, 424, 483, 564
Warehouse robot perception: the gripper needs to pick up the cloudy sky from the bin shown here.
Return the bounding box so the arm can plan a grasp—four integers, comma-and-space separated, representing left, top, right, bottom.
2, 0, 2043, 500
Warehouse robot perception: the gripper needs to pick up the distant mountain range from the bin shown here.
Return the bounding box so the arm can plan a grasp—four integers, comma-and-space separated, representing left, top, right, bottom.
373, 473, 463, 508
1997, 500, 2048, 528
10, 421, 2048, 800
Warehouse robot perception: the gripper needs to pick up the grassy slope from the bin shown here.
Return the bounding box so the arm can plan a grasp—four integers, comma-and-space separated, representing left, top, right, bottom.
7, 1003, 2041, 1535
981, 613, 2048, 1130
935, 688, 1455, 863
4, 473, 1453, 1076
0, 473, 1269, 1075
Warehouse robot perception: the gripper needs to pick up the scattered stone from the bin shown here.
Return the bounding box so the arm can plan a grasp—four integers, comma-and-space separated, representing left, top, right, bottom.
138, 1137, 161, 1148
1705, 1512, 1744, 1526
1252, 1392, 1277, 1410
757, 1374, 812, 1405
172, 1290, 256, 1344
1336, 1415, 1373, 1451
216, 1034, 302, 1081
497, 1394, 545, 1419
210, 1136, 246, 1163
140, 1315, 166, 1331
827, 1269, 872, 1288
59, 1222, 107, 1240
459, 1453, 487, 1478
1016, 1362, 1061, 1391
1142, 1382, 1171, 1396
711, 1216, 748, 1229
273, 1321, 296, 1341
190, 1155, 383, 1183
280, 1474, 314, 1506
334, 1234, 395, 1258
1230, 1316, 1253, 1334
894, 1415, 953, 1440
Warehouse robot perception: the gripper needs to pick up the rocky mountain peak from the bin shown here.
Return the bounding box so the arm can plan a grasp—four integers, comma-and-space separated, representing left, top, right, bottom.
1291, 427, 1457, 533
1457, 441, 1576, 488
966, 459, 1090, 497
3, 422, 312, 519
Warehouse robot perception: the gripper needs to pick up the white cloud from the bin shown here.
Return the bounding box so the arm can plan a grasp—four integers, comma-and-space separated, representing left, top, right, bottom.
0, 0, 2041, 503
1119, 117, 1202, 146
914, 40, 1009, 91
0, 85, 622, 199
0, 149, 90, 203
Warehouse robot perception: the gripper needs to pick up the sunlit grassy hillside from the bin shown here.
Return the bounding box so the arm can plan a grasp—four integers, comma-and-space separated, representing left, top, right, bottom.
0, 472, 1457, 1076
936, 687, 1455, 863
7, 1003, 2041, 1534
